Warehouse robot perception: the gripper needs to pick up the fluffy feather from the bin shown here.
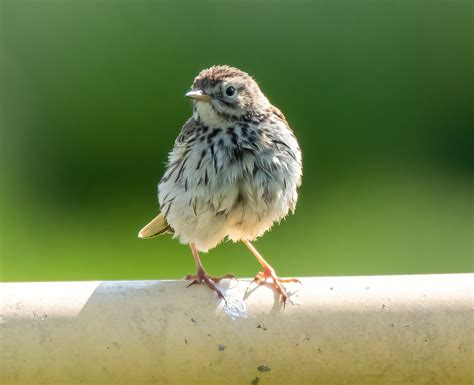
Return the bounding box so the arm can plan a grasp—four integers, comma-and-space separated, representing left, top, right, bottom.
154, 65, 302, 252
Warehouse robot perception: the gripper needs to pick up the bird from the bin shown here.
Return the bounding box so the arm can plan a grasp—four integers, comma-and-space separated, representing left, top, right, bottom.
138, 65, 302, 304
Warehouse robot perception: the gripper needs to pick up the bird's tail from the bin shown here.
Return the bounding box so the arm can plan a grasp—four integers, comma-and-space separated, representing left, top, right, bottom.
138, 213, 173, 239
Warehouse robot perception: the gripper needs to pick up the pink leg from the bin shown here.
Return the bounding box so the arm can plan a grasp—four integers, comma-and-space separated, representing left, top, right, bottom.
242, 240, 300, 305
185, 243, 235, 301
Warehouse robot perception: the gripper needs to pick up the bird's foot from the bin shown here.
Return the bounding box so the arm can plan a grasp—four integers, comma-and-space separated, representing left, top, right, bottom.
253, 268, 301, 306
185, 267, 235, 302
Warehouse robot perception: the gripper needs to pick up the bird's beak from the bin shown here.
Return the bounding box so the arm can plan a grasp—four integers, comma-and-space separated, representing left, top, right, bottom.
185, 90, 211, 102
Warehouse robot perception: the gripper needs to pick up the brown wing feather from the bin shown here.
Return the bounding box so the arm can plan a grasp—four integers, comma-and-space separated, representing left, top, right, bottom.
271, 105, 289, 126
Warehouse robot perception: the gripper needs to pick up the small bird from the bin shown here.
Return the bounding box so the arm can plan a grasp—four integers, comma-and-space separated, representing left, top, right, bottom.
139, 65, 302, 304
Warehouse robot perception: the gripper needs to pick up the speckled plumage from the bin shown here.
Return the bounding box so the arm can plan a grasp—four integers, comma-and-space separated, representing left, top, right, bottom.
139, 65, 303, 304
158, 66, 302, 251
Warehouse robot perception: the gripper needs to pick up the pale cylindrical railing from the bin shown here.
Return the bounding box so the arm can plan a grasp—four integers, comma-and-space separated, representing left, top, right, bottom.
0, 274, 472, 385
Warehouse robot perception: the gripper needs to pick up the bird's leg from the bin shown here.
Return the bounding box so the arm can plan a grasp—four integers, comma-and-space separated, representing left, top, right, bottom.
185, 243, 235, 301
242, 240, 300, 305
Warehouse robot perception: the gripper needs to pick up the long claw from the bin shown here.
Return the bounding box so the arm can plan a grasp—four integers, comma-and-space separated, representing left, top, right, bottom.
241, 240, 300, 307
277, 277, 302, 284
185, 268, 233, 305
186, 243, 235, 304
186, 279, 198, 288
253, 269, 299, 306
209, 273, 236, 282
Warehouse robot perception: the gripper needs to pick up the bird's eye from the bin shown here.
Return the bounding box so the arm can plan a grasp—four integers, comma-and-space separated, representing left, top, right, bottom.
225, 86, 236, 97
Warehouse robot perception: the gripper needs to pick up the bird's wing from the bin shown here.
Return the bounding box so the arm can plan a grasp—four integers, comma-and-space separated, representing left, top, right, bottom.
138, 213, 173, 239
270, 105, 289, 126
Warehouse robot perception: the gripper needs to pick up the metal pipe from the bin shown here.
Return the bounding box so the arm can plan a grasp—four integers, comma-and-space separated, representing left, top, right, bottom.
1, 274, 472, 384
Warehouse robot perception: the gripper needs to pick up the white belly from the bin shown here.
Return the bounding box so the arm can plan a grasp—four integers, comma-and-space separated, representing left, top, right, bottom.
158, 123, 301, 252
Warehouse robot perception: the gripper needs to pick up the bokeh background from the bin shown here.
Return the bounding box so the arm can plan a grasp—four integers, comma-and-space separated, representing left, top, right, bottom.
0, 0, 472, 282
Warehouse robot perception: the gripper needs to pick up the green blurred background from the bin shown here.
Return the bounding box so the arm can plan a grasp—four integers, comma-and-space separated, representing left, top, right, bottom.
0, 0, 472, 282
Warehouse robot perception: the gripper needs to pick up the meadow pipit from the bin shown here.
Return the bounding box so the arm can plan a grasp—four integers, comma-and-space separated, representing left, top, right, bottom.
139, 65, 302, 304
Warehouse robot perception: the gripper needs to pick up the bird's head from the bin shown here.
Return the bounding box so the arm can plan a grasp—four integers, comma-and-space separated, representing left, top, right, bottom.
186, 65, 269, 125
